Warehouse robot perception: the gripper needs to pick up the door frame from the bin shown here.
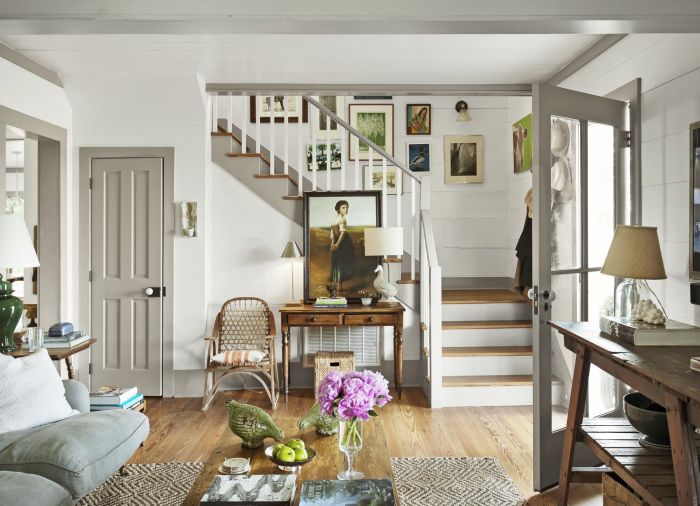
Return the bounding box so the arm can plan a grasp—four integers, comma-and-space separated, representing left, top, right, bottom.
79, 147, 175, 397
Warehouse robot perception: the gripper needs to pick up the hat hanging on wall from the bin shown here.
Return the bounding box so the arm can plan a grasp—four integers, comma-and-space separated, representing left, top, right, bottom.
455, 100, 472, 122
550, 119, 570, 157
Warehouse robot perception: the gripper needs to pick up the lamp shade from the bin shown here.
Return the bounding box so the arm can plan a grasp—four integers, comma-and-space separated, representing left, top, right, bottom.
280, 240, 302, 259
0, 215, 39, 269
364, 227, 403, 256
600, 225, 666, 280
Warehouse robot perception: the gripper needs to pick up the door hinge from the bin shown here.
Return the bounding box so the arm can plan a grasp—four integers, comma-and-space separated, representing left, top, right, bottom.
89, 270, 93, 282
89, 177, 93, 190
622, 130, 631, 148
88, 363, 93, 375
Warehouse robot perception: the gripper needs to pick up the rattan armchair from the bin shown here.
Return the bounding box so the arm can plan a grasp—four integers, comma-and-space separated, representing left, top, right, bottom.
202, 297, 279, 411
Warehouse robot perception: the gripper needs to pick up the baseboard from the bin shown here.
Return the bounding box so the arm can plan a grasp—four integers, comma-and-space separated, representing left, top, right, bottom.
172, 359, 423, 397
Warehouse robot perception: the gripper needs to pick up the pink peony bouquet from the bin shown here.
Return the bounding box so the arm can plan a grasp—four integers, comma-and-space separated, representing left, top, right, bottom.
316, 370, 392, 421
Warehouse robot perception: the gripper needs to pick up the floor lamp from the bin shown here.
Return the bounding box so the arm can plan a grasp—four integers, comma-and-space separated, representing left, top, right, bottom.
281, 241, 303, 306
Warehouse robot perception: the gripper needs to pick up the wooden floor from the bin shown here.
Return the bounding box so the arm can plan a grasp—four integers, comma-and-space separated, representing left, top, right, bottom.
130, 388, 602, 505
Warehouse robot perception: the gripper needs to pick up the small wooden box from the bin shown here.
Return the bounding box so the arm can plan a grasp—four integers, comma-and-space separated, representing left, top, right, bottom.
602, 474, 645, 506
314, 351, 355, 394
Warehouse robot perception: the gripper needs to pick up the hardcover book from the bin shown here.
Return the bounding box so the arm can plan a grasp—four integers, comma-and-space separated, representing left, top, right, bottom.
90, 386, 138, 404
200, 474, 296, 505
91, 393, 144, 411
299, 479, 395, 505
600, 315, 700, 346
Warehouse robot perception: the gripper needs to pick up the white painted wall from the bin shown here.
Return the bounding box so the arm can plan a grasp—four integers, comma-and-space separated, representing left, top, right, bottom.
560, 34, 700, 325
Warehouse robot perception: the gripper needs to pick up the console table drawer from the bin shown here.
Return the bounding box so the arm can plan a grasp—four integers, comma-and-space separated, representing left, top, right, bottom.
344, 314, 396, 326
288, 314, 341, 326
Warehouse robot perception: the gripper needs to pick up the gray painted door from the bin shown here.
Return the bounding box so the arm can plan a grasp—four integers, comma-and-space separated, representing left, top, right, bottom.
90, 157, 163, 396
532, 83, 627, 490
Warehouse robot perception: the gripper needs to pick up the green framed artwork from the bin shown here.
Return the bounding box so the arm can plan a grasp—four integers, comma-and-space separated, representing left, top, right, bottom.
348, 104, 394, 161
512, 113, 532, 173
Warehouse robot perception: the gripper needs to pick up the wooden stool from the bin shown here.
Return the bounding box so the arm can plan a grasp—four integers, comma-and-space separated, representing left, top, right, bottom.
314, 351, 355, 393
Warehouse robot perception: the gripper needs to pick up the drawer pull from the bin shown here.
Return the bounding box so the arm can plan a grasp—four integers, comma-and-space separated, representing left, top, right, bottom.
368, 316, 375, 323
307, 316, 317, 323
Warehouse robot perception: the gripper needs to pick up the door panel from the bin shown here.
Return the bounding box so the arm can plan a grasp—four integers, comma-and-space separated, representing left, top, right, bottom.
533, 84, 627, 490
91, 157, 163, 395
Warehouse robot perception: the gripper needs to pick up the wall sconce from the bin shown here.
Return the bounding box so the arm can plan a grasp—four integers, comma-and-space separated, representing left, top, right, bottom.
180, 202, 197, 237
455, 100, 472, 122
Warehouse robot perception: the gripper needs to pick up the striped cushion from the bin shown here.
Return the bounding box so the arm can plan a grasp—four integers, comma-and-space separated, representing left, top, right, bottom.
211, 350, 265, 366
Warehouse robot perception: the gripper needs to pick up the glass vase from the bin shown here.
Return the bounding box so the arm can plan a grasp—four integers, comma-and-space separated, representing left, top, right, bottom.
337, 419, 364, 480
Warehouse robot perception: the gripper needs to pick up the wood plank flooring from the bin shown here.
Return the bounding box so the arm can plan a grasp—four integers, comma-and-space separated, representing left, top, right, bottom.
130, 388, 602, 505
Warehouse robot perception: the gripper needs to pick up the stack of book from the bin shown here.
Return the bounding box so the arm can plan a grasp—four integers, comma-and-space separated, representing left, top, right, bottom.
313, 297, 348, 309
90, 386, 144, 412
600, 315, 700, 346
44, 330, 91, 349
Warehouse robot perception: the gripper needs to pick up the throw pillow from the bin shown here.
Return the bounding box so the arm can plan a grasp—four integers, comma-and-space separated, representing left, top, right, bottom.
0, 349, 78, 434
211, 350, 265, 366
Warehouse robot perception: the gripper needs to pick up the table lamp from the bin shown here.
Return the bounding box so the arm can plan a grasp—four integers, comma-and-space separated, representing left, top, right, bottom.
0, 215, 40, 352
600, 225, 666, 321
364, 227, 403, 302
281, 240, 303, 306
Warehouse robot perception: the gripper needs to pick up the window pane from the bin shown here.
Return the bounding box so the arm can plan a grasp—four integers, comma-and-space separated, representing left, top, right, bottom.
587, 122, 615, 267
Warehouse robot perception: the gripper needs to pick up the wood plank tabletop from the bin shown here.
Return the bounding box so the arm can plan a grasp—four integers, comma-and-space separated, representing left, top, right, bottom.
184, 416, 393, 505
279, 303, 404, 314
4, 338, 96, 360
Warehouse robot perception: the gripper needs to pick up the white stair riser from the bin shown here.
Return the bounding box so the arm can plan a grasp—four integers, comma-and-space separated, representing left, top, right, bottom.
441, 383, 564, 407
441, 303, 531, 321
442, 327, 532, 347
441, 355, 533, 376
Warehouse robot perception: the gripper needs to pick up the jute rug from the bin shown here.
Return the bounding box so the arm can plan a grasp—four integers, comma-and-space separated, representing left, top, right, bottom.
391, 457, 526, 506
78, 462, 203, 506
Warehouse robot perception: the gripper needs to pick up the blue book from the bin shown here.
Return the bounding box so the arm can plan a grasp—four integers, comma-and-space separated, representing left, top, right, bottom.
91, 393, 143, 410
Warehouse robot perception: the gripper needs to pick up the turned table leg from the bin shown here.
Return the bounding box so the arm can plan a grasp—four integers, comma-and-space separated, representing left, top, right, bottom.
394, 322, 403, 400
281, 326, 290, 402
65, 356, 76, 380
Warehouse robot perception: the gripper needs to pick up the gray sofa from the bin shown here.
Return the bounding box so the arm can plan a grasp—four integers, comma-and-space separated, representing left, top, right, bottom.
0, 380, 149, 504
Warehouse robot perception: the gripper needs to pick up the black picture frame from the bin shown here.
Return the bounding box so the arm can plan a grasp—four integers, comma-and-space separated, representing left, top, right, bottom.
249, 96, 309, 123
303, 191, 382, 303
690, 121, 700, 278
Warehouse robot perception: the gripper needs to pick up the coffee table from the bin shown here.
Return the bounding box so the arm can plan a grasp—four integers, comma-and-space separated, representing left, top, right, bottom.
184, 416, 394, 505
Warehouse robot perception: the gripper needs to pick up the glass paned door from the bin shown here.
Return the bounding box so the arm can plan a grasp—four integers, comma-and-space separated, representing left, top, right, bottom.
532, 84, 627, 491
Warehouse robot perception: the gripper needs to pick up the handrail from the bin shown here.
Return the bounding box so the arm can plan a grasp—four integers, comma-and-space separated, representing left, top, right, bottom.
420, 210, 439, 268
303, 95, 421, 183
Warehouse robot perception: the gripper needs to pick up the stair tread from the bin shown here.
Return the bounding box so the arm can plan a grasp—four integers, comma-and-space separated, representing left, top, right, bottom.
442, 346, 532, 357
443, 320, 532, 330
282, 195, 304, 200
442, 289, 529, 304
442, 375, 533, 387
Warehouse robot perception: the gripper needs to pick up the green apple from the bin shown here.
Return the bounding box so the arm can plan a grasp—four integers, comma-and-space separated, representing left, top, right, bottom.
294, 447, 308, 462
287, 439, 305, 450
272, 443, 286, 459
277, 446, 296, 463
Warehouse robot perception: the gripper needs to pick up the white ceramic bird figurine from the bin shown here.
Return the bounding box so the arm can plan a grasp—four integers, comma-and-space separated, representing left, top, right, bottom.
373, 265, 398, 302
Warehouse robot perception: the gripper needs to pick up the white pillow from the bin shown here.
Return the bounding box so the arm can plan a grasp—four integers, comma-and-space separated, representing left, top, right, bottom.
0, 349, 78, 434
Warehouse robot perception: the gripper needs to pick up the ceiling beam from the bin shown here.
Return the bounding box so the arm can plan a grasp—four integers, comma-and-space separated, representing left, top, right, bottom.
0, 41, 62, 87
545, 34, 626, 85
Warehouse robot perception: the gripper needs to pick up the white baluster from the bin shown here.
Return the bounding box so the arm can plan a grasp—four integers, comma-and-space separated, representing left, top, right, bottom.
212, 95, 218, 132
242, 95, 247, 154
284, 97, 289, 175
256, 96, 261, 156
382, 158, 387, 227
411, 178, 416, 280
340, 132, 346, 191
368, 147, 373, 194
397, 171, 402, 228
326, 112, 331, 191
298, 96, 303, 196
354, 136, 360, 190
311, 111, 317, 191
270, 97, 276, 175
228, 94, 233, 152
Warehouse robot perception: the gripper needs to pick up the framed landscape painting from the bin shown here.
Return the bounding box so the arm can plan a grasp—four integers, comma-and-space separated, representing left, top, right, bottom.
363, 164, 401, 195
407, 143, 430, 172
304, 191, 382, 303
406, 104, 431, 135
444, 135, 484, 184
314, 96, 346, 138
250, 96, 309, 123
306, 142, 342, 171
348, 104, 394, 161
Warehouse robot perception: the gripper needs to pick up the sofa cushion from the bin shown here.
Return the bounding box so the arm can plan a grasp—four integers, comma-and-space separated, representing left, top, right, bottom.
0, 470, 71, 506
0, 409, 149, 499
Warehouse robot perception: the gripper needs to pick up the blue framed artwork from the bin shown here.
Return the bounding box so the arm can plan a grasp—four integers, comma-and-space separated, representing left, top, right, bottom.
407, 143, 430, 172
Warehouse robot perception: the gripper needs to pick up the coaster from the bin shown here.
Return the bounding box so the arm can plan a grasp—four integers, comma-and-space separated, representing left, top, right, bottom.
218, 463, 251, 475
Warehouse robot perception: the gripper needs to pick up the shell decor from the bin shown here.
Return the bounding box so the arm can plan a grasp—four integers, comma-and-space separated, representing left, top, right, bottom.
298, 402, 340, 436
226, 399, 284, 449
632, 299, 666, 325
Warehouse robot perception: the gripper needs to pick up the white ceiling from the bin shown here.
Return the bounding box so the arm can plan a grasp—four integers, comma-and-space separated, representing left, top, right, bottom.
2, 34, 601, 85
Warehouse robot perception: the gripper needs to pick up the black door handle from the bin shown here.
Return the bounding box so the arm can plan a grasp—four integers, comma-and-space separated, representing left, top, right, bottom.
144, 287, 166, 297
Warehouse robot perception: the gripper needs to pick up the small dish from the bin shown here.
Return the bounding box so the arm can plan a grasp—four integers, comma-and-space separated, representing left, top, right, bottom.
264, 445, 316, 473
218, 463, 250, 475
219, 457, 250, 475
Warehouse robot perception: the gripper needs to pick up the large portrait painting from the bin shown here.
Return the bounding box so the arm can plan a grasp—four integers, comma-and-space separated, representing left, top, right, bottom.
304, 191, 382, 302
348, 104, 394, 161
249, 96, 309, 123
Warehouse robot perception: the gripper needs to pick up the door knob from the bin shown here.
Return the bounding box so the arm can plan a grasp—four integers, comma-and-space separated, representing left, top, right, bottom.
145, 288, 154, 296
144, 287, 164, 297
527, 288, 536, 300
368, 316, 375, 323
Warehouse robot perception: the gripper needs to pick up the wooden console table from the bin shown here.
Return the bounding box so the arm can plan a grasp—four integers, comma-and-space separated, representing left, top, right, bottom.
279, 303, 405, 401
6, 338, 96, 380
550, 321, 700, 506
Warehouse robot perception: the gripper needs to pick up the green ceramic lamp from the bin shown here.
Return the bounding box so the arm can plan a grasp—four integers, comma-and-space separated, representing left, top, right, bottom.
0, 215, 40, 353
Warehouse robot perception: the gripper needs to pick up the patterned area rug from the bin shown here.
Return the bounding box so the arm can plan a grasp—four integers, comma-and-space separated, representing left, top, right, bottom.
391, 457, 525, 506
78, 462, 203, 506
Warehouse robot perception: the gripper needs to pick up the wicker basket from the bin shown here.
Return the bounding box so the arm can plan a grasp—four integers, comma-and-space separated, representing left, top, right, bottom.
602, 474, 645, 506
314, 351, 355, 394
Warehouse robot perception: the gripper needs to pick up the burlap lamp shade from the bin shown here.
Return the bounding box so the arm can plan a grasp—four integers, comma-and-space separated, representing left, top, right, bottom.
601, 225, 666, 280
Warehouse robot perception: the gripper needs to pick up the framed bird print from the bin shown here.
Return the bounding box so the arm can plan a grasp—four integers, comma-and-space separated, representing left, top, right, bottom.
406, 143, 430, 172
250, 96, 309, 123
303, 191, 382, 303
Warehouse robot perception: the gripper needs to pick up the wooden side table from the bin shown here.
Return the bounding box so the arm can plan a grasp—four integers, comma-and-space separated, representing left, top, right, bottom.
279, 303, 405, 401
5, 338, 96, 380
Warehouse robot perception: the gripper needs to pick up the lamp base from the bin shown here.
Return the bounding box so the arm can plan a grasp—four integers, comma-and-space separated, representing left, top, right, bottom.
614, 278, 646, 322
0, 276, 22, 353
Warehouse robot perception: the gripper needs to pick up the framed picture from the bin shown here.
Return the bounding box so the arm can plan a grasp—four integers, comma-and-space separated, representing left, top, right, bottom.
304, 191, 382, 303
314, 96, 346, 138
363, 164, 402, 195
306, 142, 342, 171
444, 135, 484, 184
512, 113, 532, 173
249, 96, 308, 123
406, 104, 431, 135
690, 121, 700, 278
348, 104, 394, 161
406, 143, 430, 172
